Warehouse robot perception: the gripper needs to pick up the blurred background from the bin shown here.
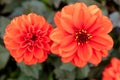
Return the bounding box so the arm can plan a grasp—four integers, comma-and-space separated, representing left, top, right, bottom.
0, 0, 120, 80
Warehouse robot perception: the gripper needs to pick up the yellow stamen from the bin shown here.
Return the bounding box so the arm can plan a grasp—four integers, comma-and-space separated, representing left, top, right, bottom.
82, 29, 86, 33
76, 36, 78, 39
88, 36, 92, 39
76, 32, 78, 35
79, 31, 81, 34
87, 34, 91, 36
78, 42, 80, 45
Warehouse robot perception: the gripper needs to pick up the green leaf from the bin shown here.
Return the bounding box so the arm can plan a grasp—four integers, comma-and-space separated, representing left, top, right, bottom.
1, 0, 26, 13
60, 63, 75, 71
101, 7, 108, 16
109, 48, 120, 58
76, 65, 90, 79
53, 0, 62, 8
54, 68, 76, 80
48, 72, 54, 80
65, 0, 77, 4
0, 16, 10, 39
0, 0, 13, 5
45, 11, 55, 26
0, 45, 10, 70
9, 7, 24, 19
17, 73, 35, 80
0, 75, 6, 80
66, 0, 100, 6
41, 0, 62, 7
17, 63, 42, 79
22, 0, 48, 15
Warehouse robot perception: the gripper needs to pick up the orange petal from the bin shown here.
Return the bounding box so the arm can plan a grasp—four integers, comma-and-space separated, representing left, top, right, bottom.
4, 36, 20, 49
72, 56, 87, 67
61, 4, 73, 16
10, 48, 25, 58
85, 15, 97, 30
102, 77, 113, 80
34, 48, 44, 59
60, 41, 77, 52
16, 48, 26, 57
28, 13, 45, 26
10, 50, 17, 58
111, 58, 119, 69
87, 11, 103, 33
43, 36, 51, 42
101, 50, 108, 57
90, 17, 112, 35
24, 57, 37, 65
73, 3, 91, 29
50, 28, 67, 43
60, 41, 77, 57
4, 35, 20, 49
60, 18, 74, 34
73, 3, 83, 29
20, 14, 29, 24
15, 15, 29, 30
81, 3, 91, 27
9, 23, 21, 32
42, 42, 51, 51
103, 69, 111, 77
103, 16, 113, 33
106, 67, 115, 77
10, 42, 20, 49
88, 5, 100, 15
60, 36, 74, 48
38, 53, 47, 62
54, 12, 62, 29
15, 35, 25, 43
23, 51, 33, 62
90, 34, 113, 50
27, 46, 34, 53
61, 4, 74, 34
60, 48, 77, 57
20, 41, 28, 48
41, 23, 53, 35
51, 43, 60, 55
89, 49, 102, 65
61, 54, 75, 63
15, 56, 23, 63
77, 44, 92, 61
89, 40, 104, 50
101, 16, 113, 33
36, 41, 44, 49
5, 26, 21, 39
38, 57, 47, 63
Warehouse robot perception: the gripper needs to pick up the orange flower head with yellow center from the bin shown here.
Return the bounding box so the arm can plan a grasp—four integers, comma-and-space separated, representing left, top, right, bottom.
4, 13, 53, 65
50, 3, 113, 67
102, 58, 120, 80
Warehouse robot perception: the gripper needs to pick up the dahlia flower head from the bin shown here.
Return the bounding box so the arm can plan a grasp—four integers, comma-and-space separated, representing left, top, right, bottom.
50, 3, 113, 67
102, 58, 120, 80
4, 13, 53, 65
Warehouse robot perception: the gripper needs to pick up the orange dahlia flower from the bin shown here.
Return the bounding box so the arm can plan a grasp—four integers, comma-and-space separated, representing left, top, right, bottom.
50, 3, 113, 67
102, 58, 120, 80
4, 13, 53, 65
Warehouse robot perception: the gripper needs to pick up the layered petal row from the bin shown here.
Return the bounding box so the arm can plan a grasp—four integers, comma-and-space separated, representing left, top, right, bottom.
50, 2, 113, 67
102, 58, 120, 80
4, 13, 53, 65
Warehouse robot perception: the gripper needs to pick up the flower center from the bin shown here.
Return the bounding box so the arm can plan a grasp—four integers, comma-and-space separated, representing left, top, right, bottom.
26, 33, 38, 41
75, 29, 92, 45
24, 33, 38, 46
31, 35, 37, 41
